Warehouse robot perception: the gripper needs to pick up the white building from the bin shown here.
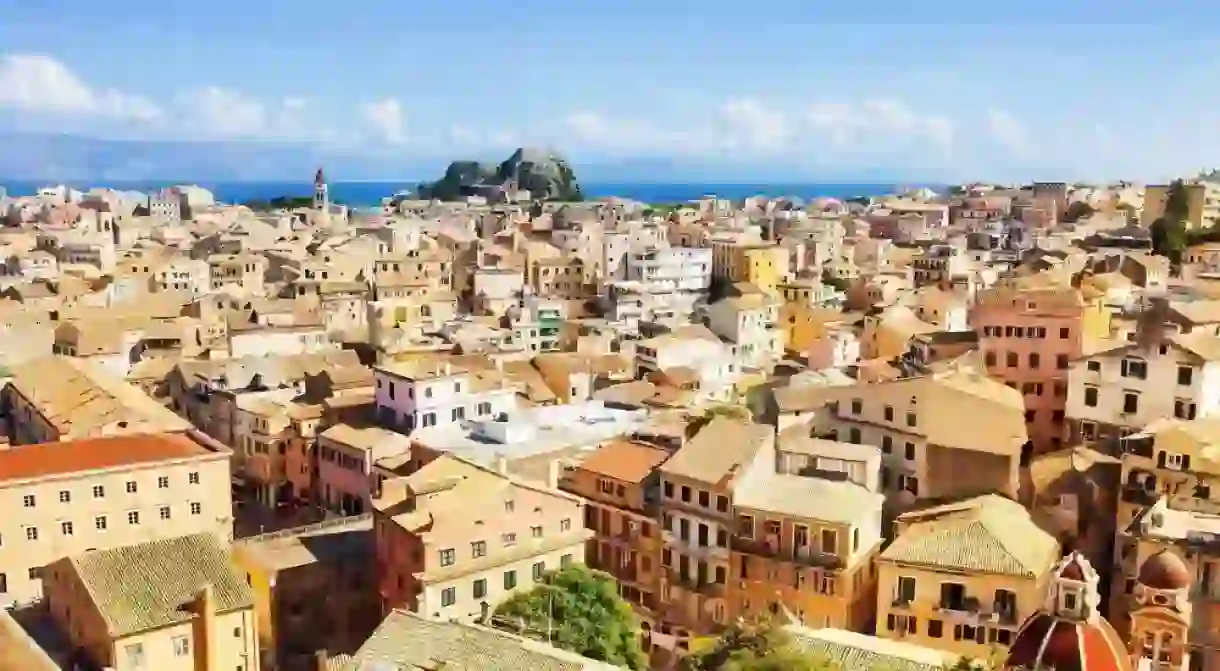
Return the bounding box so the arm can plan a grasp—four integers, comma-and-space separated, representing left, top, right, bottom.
706, 292, 783, 371
373, 359, 518, 435
1065, 332, 1220, 445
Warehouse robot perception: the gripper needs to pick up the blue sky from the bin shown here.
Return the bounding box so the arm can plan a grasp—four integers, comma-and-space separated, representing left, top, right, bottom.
1, 0, 1219, 181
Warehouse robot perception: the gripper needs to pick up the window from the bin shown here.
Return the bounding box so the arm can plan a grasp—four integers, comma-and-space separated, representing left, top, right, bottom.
172, 635, 190, 657
188, 472, 200, 484
1121, 358, 1147, 379
984, 351, 996, 367
532, 562, 545, 581
681, 486, 691, 502
422, 412, 436, 427
1087, 360, 1101, 372
58, 490, 70, 503
60, 521, 73, 536
504, 570, 517, 589
1060, 327, 1070, 339
896, 576, 916, 602
882, 435, 893, 453
904, 442, 916, 460
502, 533, 516, 546
92, 484, 104, 498
126, 510, 141, 525
190, 502, 202, 515
22, 494, 35, 508
159, 506, 171, 520
561, 554, 573, 568
663, 481, 673, 498
1179, 366, 1194, 386
1176, 400, 1198, 420
0, 573, 6, 594
928, 620, 944, 638
820, 529, 837, 554
560, 518, 571, 532
439, 549, 456, 566
1056, 354, 1068, 370
472, 541, 487, 558
441, 587, 456, 607
124, 643, 145, 669
1084, 386, 1099, 407
906, 412, 916, 427
95, 516, 107, 531
531, 525, 543, 538
851, 398, 862, 414
1006, 352, 1018, 367
1029, 353, 1040, 369
452, 407, 464, 421
473, 578, 487, 599
884, 405, 894, 421
25, 526, 37, 541
1124, 392, 1140, 414
849, 427, 861, 443
126, 481, 137, 494
158, 476, 169, 489
698, 490, 710, 507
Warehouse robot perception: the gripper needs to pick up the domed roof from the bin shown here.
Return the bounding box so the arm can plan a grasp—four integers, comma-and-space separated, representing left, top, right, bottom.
1138, 550, 1191, 590
1058, 555, 1088, 581
1003, 614, 1132, 671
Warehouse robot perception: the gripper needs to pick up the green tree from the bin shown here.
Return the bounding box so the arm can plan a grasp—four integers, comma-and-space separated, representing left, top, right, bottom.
492, 565, 647, 670
1152, 179, 1191, 264
681, 618, 840, 671
1062, 201, 1095, 222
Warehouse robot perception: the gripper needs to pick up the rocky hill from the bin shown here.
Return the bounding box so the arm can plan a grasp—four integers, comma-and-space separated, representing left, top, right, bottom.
416, 147, 583, 202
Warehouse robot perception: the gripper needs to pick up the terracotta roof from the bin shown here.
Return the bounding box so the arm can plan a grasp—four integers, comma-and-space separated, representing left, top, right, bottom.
0, 432, 213, 482
577, 440, 670, 483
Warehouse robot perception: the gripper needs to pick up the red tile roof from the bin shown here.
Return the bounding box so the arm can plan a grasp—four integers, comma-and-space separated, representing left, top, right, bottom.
0, 432, 214, 482
578, 440, 671, 483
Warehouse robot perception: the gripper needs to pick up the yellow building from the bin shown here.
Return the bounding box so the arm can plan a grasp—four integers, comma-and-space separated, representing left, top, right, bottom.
780, 303, 848, 354
875, 495, 1059, 660
42, 533, 260, 671
730, 245, 788, 295
1142, 180, 1220, 230
233, 515, 380, 669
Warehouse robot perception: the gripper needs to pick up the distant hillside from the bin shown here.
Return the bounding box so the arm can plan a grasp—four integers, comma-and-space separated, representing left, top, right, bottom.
416, 147, 583, 201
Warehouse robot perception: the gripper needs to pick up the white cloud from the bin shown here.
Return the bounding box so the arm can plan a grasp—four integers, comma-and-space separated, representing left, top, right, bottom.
361, 98, 406, 145
718, 98, 789, 151
176, 87, 270, 137
565, 112, 613, 141
0, 54, 161, 121
986, 108, 1029, 157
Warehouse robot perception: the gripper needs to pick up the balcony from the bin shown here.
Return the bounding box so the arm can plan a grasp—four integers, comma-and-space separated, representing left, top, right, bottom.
732, 536, 844, 571
665, 570, 727, 598
934, 597, 1018, 626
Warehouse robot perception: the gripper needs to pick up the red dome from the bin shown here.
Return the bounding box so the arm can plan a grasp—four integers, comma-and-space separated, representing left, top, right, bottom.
1059, 555, 1088, 581
1003, 614, 1132, 671
1138, 550, 1191, 591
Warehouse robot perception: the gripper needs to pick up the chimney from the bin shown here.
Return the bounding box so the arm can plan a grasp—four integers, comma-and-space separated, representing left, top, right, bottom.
494, 453, 509, 475
547, 459, 561, 490
192, 584, 218, 671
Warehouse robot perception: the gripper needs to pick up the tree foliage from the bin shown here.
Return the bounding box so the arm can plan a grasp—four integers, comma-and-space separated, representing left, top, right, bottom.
492, 565, 647, 670
1152, 179, 1191, 263
1062, 201, 1095, 222
681, 618, 839, 671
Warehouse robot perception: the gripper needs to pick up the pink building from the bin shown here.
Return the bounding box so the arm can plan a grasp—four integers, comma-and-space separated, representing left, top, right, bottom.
317, 423, 412, 515
970, 280, 1111, 457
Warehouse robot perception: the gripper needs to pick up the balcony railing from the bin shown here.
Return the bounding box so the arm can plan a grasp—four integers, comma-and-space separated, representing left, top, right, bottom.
732, 536, 844, 571
666, 570, 727, 598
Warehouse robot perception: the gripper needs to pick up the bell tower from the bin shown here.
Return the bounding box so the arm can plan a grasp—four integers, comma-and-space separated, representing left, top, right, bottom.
313, 167, 329, 212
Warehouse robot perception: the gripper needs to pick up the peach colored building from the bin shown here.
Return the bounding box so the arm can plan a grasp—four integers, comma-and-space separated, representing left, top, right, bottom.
316, 423, 410, 515
970, 279, 1111, 456
42, 533, 259, 671
372, 454, 591, 622
0, 431, 233, 607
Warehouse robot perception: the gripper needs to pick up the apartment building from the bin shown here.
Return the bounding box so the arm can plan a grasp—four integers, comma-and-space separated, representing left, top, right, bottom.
560, 439, 669, 619
625, 247, 712, 303
729, 244, 788, 295
0, 431, 233, 606
911, 245, 969, 287
316, 423, 411, 515
876, 495, 1059, 659
372, 248, 453, 293
1113, 418, 1220, 546
233, 515, 380, 670
656, 418, 774, 640
372, 358, 517, 435
2, 355, 193, 446
373, 454, 591, 622
1066, 331, 1220, 447
208, 253, 267, 293
528, 256, 588, 299
42, 533, 259, 671
792, 369, 1027, 503
1141, 179, 1220, 230
970, 279, 1111, 454
730, 447, 884, 632
706, 289, 783, 371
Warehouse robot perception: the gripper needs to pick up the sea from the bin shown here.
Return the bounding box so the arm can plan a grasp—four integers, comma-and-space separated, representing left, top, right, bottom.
0, 180, 936, 209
